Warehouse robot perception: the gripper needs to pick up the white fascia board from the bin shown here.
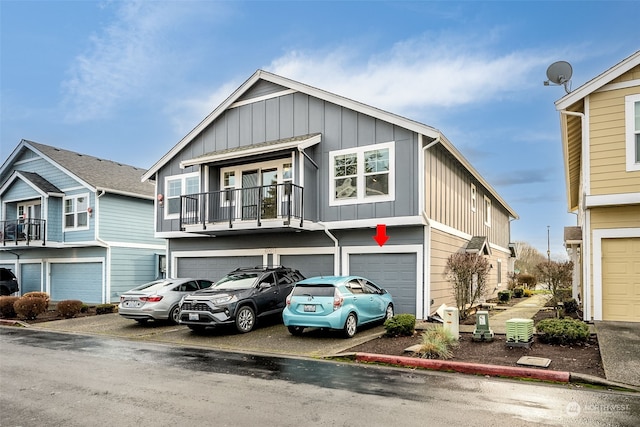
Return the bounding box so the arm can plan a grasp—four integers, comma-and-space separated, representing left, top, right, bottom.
585, 192, 640, 207
555, 50, 640, 111
320, 215, 427, 230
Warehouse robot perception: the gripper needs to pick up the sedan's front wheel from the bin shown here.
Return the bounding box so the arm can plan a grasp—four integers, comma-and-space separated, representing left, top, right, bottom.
343, 312, 357, 338
235, 306, 255, 333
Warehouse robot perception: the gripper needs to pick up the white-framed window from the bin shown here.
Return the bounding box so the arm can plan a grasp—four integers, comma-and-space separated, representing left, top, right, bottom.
223, 171, 236, 203
64, 194, 89, 230
497, 259, 502, 285
625, 94, 640, 172
329, 141, 395, 206
164, 172, 200, 219
471, 183, 477, 212
484, 195, 492, 227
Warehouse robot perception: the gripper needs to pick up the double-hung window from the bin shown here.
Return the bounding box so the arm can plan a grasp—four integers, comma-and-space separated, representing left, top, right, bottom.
64, 194, 89, 230
329, 141, 395, 206
625, 94, 640, 172
484, 196, 492, 227
165, 172, 200, 219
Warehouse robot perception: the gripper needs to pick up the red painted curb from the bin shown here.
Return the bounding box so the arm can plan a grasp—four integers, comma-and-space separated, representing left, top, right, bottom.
355, 353, 571, 383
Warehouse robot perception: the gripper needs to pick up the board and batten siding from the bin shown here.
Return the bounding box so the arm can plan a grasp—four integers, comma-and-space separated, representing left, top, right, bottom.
157, 90, 421, 233
589, 82, 640, 195
424, 145, 511, 249
97, 194, 157, 244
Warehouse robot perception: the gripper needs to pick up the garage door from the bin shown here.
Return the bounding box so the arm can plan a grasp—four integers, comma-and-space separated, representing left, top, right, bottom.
279, 254, 334, 278
602, 238, 640, 322
348, 253, 417, 315
177, 256, 263, 282
50, 262, 103, 303
20, 263, 42, 294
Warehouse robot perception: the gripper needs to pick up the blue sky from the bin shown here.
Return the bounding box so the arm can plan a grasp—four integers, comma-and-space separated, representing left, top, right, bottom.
1, 1, 638, 258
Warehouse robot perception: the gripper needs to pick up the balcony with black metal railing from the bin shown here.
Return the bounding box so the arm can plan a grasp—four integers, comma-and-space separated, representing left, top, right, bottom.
1, 219, 47, 246
180, 183, 305, 231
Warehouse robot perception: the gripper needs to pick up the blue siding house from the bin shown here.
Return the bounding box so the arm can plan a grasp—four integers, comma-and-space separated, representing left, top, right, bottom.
143, 71, 519, 318
0, 140, 165, 303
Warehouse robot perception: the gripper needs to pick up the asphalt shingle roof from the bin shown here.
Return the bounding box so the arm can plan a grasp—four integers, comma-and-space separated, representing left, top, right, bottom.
26, 140, 154, 198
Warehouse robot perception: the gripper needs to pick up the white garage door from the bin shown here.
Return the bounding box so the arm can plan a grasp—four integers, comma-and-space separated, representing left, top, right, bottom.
602, 237, 640, 322
177, 256, 263, 282
50, 262, 103, 303
348, 253, 417, 315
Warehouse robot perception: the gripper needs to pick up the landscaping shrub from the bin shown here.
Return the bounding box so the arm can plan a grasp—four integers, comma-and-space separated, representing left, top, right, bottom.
96, 303, 116, 315
563, 298, 579, 314
536, 318, 589, 345
80, 304, 89, 313
517, 273, 537, 289
513, 287, 524, 298
384, 313, 416, 337
57, 300, 84, 318
554, 288, 572, 302
0, 296, 19, 318
416, 326, 459, 359
523, 288, 533, 298
497, 290, 511, 303
14, 296, 48, 320
22, 291, 51, 306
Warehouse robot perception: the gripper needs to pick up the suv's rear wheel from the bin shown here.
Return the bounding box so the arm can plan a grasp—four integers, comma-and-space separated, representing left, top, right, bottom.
235, 305, 255, 333
343, 312, 357, 338
288, 326, 304, 336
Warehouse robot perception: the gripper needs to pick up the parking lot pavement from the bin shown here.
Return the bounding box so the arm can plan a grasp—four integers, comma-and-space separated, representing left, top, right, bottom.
27, 313, 383, 358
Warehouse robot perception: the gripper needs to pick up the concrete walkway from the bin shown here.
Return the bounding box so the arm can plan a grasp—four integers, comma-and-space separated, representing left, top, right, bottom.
594, 321, 640, 389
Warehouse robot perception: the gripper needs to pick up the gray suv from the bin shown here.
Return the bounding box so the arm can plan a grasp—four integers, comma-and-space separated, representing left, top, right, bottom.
178, 266, 305, 333
0, 268, 19, 296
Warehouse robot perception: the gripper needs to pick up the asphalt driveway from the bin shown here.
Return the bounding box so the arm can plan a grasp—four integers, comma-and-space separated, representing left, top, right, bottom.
27, 313, 383, 358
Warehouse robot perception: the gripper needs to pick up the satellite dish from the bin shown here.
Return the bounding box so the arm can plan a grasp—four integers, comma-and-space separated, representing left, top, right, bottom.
545, 61, 573, 93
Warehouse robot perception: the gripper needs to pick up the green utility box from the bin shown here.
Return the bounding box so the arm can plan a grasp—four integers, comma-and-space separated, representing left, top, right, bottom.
472, 310, 494, 342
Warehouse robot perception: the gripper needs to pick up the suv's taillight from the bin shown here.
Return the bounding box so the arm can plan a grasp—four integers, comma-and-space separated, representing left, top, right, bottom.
333, 289, 343, 311
140, 296, 163, 302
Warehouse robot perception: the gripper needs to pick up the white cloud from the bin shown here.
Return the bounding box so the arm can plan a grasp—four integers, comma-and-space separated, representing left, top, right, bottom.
60, 1, 203, 123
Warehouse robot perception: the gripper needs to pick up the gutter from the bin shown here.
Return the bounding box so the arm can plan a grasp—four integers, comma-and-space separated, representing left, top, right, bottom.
319, 222, 340, 275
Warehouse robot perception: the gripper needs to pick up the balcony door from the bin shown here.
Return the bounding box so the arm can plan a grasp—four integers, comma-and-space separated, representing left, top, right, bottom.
241, 170, 259, 220
17, 201, 42, 240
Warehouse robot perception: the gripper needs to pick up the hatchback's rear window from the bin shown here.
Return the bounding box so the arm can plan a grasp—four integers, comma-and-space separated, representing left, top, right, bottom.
292, 284, 335, 297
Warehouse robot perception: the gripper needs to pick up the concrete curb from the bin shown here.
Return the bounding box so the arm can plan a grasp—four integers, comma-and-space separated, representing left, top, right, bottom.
353, 352, 571, 383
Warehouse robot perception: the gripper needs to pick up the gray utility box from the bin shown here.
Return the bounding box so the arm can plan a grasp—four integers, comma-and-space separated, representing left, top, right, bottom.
472, 310, 494, 342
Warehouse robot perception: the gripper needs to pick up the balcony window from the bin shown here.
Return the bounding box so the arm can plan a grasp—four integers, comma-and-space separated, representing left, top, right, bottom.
64, 194, 89, 230
165, 173, 200, 218
329, 141, 395, 206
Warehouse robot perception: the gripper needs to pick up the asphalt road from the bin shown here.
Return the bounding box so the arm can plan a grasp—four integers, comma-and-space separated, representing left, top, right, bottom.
2, 327, 639, 427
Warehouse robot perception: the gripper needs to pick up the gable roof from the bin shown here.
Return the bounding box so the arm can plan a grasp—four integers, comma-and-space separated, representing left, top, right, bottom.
555, 50, 640, 110
142, 70, 517, 219
465, 236, 492, 256
1, 140, 154, 199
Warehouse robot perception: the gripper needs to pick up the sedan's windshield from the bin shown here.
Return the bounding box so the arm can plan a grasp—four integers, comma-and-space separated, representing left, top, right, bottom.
213, 273, 259, 290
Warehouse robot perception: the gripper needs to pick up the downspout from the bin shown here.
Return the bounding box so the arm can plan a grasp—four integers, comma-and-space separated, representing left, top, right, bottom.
319, 222, 340, 276
96, 190, 111, 304
420, 134, 441, 319
559, 110, 589, 321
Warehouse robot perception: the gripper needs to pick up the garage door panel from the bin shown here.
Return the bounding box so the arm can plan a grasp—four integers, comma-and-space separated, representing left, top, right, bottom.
20, 264, 42, 294
51, 263, 102, 303
279, 254, 334, 278
177, 256, 263, 281
602, 238, 640, 322
349, 253, 416, 316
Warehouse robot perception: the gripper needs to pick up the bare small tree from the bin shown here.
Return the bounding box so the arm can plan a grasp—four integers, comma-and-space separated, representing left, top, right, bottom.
514, 241, 546, 279
445, 252, 491, 319
535, 260, 573, 300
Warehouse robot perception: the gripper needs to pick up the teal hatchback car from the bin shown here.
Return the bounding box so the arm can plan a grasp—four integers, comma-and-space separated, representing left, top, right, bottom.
282, 276, 394, 338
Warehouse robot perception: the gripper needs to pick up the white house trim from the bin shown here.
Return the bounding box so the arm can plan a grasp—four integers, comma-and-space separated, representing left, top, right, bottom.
585, 192, 640, 207
229, 89, 297, 109
592, 227, 640, 321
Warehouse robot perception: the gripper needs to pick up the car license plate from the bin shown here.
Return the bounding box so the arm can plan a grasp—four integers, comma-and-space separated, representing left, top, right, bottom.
189, 313, 199, 321
303, 305, 316, 312
126, 301, 141, 308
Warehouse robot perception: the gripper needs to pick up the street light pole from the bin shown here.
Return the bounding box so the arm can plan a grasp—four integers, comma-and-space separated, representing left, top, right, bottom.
547, 225, 551, 262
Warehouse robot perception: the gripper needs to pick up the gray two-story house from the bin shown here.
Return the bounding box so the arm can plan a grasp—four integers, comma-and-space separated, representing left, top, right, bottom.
0, 140, 165, 303
143, 70, 518, 318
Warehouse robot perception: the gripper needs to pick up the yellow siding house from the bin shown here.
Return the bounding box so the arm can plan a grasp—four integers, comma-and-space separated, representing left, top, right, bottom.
556, 50, 640, 322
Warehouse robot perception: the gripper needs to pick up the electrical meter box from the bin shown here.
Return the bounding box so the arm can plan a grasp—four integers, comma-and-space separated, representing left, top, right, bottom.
472, 310, 494, 342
